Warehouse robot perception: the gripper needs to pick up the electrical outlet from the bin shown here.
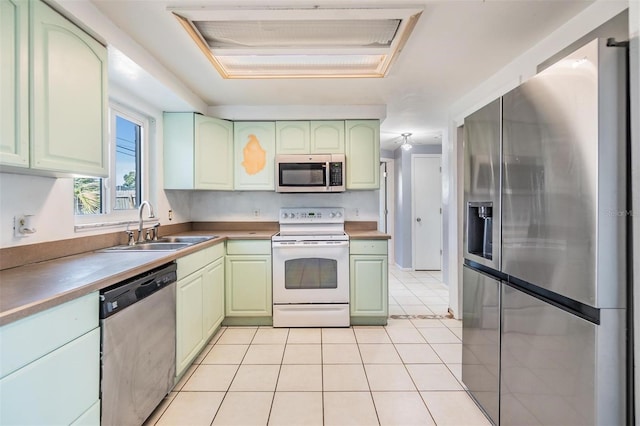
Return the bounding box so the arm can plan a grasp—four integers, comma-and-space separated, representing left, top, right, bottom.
355, 208, 360, 217
253, 209, 261, 217
168, 210, 173, 221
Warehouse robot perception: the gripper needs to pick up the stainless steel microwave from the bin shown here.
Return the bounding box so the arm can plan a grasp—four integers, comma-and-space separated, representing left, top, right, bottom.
275, 154, 345, 193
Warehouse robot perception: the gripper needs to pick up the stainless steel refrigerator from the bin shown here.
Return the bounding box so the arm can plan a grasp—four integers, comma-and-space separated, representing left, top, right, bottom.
462, 38, 628, 425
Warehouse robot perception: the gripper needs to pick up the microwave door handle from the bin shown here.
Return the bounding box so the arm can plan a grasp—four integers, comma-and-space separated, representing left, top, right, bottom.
326, 161, 330, 191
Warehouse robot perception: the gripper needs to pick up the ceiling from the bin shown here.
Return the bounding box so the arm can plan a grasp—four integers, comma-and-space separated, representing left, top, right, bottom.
88, 0, 594, 151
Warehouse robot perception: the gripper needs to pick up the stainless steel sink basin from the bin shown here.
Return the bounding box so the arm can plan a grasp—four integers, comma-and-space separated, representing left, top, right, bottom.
104, 242, 191, 252
102, 235, 217, 252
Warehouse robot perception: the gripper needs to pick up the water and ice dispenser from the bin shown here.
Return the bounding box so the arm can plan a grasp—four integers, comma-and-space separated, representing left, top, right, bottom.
467, 202, 493, 260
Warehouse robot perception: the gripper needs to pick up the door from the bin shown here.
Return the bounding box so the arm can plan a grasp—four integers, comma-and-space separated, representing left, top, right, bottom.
412, 155, 442, 270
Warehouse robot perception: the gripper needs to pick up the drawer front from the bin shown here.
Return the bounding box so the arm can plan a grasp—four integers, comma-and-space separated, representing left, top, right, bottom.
226, 240, 271, 255
0, 328, 100, 425
350, 240, 388, 255
0, 292, 98, 378
177, 243, 223, 279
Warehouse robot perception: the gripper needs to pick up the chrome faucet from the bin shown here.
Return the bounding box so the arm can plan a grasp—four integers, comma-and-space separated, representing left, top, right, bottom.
137, 200, 155, 243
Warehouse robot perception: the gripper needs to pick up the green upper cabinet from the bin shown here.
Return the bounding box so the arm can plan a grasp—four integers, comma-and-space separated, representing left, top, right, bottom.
234, 121, 276, 190
276, 121, 310, 154
30, 0, 107, 177
164, 113, 234, 190
0, 0, 29, 168
310, 121, 345, 153
345, 120, 380, 189
0, 0, 107, 176
276, 120, 345, 154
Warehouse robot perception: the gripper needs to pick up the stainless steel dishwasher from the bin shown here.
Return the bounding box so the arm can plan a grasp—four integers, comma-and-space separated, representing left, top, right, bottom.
99, 262, 177, 426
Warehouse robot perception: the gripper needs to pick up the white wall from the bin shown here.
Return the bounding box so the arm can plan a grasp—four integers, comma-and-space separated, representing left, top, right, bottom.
188, 190, 379, 222
444, 0, 631, 318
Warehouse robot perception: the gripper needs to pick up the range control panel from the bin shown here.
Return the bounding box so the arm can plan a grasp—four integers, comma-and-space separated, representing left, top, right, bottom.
279, 207, 345, 224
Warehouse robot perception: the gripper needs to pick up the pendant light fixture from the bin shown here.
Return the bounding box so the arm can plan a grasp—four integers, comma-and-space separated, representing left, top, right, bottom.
401, 132, 413, 151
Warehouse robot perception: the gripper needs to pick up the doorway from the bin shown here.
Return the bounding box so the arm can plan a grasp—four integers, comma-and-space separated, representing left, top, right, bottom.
411, 155, 442, 270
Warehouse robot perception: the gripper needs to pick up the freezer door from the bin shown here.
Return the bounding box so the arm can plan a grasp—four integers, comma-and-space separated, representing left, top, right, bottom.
501, 38, 626, 308
463, 98, 501, 270
500, 284, 624, 425
462, 266, 500, 424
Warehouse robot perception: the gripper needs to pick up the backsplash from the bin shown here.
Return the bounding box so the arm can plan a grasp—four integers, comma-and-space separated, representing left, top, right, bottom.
189, 190, 379, 222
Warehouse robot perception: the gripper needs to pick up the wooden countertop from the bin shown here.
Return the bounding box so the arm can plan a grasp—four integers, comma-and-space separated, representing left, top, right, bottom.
0, 226, 388, 326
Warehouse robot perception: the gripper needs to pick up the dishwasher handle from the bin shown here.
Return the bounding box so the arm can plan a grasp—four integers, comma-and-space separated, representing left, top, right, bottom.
100, 262, 177, 319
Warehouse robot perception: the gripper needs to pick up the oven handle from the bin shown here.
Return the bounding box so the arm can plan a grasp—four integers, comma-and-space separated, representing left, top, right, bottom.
272, 241, 349, 248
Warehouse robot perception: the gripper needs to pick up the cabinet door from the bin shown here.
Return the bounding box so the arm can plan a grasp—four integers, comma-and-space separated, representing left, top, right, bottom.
0, 0, 29, 167
31, 0, 107, 177
0, 328, 99, 426
225, 256, 272, 316
234, 121, 275, 190
345, 120, 380, 189
276, 121, 310, 154
203, 257, 225, 339
176, 272, 204, 375
350, 255, 388, 317
196, 115, 234, 190
310, 121, 344, 153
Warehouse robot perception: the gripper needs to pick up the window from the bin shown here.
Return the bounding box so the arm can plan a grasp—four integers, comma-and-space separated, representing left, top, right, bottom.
74, 105, 145, 216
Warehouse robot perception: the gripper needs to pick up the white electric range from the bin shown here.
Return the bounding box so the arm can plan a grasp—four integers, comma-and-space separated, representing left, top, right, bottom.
272, 207, 350, 327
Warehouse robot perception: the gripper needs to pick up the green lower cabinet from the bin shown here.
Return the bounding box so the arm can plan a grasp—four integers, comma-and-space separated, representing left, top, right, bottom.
176, 272, 205, 376
176, 245, 225, 379
203, 257, 225, 338
225, 255, 272, 324
0, 328, 100, 425
349, 241, 388, 325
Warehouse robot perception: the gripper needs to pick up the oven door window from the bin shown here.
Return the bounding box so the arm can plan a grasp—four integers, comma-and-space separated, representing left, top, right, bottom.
284, 258, 337, 289
279, 163, 326, 187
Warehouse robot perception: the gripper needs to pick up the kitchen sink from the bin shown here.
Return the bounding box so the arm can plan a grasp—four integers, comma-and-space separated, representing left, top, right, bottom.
103, 242, 191, 252
102, 235, 218, 252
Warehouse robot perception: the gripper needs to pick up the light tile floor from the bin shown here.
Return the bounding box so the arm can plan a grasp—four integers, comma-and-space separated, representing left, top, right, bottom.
145, 266, 490, 426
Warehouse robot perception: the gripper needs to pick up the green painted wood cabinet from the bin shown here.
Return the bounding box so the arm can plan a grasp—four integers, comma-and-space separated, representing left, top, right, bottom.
1, 0, 107, 177
276, 120, 345, 154
234, 121, 276, 190
176, 243, 225, 377
203, 256, 225, 338
0, 292, 100, 425
350, 240, 388, 325
0, 0, 29, 168
164, 113, 234, 190
225, 240, 272, 320
310, 121, 345, 153
345, 120, 380, 189
31, 0, 108, 176
276, 121, 310, 154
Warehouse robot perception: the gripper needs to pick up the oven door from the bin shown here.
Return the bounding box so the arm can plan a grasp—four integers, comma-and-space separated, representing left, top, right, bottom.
272, 240, 349, 304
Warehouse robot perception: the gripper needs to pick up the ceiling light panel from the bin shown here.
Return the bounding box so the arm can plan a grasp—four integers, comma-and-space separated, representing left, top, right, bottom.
193, 20, 401, 49
171, 7, 422, 79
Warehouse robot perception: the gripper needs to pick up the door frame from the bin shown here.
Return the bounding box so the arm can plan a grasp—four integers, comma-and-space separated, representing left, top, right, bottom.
411, 154, 442, 270
379, 157, 395, 265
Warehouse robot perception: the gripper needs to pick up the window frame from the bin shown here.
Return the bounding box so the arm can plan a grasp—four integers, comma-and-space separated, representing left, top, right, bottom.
74, 102, 150, 226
